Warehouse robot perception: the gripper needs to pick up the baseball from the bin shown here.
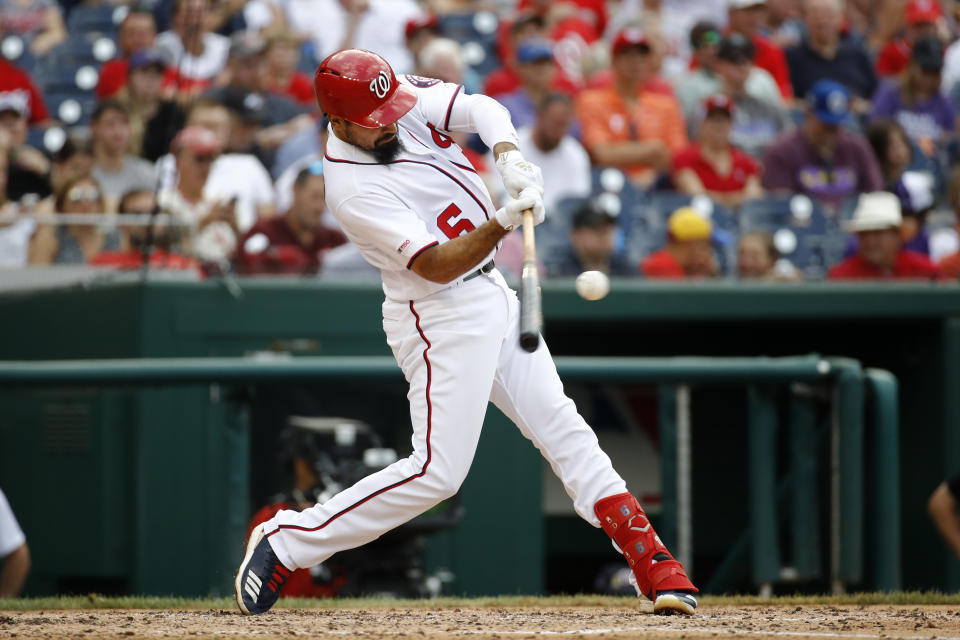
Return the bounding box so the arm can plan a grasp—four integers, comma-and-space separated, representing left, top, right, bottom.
575, 270, 610, 301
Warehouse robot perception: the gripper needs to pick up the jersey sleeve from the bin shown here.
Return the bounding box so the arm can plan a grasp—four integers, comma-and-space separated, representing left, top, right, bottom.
403, 76, 519, 148
332, 190, 439, 271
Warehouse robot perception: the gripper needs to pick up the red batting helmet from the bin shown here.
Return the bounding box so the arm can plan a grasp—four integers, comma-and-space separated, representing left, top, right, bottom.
314, 49, 417, 128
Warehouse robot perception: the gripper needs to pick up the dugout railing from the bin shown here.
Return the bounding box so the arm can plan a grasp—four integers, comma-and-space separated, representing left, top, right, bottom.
0, 354, 898, 596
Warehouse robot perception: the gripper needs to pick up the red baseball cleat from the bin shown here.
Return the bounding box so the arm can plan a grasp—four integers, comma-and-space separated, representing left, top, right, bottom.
595, 493, 698, 615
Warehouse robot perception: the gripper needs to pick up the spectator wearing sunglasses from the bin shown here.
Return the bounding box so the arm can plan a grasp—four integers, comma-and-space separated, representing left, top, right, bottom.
236, 162, 347, 275
29, 174, 120, 265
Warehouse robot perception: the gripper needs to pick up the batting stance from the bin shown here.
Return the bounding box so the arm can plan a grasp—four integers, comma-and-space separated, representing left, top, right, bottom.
235, 49, 698, 615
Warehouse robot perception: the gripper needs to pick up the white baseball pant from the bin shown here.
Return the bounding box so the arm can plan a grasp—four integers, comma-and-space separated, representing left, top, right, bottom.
263, 268, 627, 571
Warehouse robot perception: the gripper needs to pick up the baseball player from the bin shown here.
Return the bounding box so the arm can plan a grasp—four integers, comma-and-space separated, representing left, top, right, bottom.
235, 49, 698, 615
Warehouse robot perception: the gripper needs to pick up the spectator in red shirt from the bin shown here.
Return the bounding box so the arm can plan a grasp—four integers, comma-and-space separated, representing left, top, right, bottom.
828, 191, 940, 280
263, 31, 316, 107
875, 0, 944, 79
237, 162, 347, 275
0, 59, 49, 125
96, 10, 167, 100
727, 0, 793, 100
641, 206, 717, 279
672, 94, 763, 208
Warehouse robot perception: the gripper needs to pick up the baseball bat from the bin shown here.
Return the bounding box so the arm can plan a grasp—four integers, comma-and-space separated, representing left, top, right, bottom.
519, 208, 542, 352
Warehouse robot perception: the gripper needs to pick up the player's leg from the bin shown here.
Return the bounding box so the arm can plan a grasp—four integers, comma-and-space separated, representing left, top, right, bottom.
486, 272, 697, 614
237, 287, 507, 614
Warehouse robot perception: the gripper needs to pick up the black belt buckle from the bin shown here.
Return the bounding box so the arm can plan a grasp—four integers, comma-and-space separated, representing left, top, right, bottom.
463, 260, 495, 282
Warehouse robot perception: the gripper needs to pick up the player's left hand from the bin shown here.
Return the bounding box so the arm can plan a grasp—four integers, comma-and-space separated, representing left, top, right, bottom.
496, 150, 544, 199
495, 187, 545, 230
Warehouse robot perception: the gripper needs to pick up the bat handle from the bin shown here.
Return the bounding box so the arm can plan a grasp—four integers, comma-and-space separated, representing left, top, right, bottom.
519, 208, 541, 353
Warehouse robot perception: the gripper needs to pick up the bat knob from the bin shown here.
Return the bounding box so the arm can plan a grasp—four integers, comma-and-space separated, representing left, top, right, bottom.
519, 333, 539, 353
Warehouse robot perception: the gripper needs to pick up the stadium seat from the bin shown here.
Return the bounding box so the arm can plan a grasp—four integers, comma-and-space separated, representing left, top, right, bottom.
1, 34, 37, 71
437, 12, 500, 77
45, 92, 96, 126
44, 35, 116, 70
36, 65, 99, 96
740, 196, 833, 277
67, 5, 123, 38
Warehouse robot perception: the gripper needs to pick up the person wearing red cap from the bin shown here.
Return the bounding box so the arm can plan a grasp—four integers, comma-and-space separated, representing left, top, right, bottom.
876, 0, 944, 78
158, 126, 240, 264
235, 48, 698, 617
575, 28, 688, 188
672, 95, 763, 207
404, 13, 440, 65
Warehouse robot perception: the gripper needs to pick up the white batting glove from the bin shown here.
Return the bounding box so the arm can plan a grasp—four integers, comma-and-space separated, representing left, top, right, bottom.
496, 149, 544, 198
495, 187, 545, 231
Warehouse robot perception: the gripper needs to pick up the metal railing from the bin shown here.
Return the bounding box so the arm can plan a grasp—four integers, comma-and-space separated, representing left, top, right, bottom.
0, 353, 900, 594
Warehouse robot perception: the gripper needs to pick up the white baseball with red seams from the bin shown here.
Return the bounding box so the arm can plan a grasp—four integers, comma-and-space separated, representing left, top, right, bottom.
259, 77, 653, 593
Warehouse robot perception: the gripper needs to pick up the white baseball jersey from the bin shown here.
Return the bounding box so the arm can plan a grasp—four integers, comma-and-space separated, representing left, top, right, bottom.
323, 76, 518, 301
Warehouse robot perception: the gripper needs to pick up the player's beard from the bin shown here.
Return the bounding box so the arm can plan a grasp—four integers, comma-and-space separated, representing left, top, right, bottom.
371, 132, 403, 164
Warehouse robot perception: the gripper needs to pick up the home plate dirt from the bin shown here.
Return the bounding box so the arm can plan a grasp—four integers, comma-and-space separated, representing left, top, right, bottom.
2, 604, 960, 639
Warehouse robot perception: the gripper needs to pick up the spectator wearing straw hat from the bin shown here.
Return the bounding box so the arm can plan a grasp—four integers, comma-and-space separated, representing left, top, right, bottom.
828, 191, 940, 280
641, 206, 717, 278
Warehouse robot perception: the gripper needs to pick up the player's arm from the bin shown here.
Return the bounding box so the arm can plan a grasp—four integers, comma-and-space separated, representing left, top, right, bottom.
422, 84, 543, 198
928, 481, 960, 560
410, 189, 544, 284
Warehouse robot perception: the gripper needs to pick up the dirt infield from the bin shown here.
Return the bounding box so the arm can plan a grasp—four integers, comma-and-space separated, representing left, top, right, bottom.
3, 603, 960, 640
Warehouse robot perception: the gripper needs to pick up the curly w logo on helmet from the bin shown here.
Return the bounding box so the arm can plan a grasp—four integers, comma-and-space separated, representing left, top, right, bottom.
370, 71, 391, 98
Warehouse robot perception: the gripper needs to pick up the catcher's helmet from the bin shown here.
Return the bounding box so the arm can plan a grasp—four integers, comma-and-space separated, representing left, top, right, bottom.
314, 49, 417, 128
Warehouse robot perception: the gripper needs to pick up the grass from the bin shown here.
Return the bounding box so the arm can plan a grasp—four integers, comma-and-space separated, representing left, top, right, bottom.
1, 591, 960, 611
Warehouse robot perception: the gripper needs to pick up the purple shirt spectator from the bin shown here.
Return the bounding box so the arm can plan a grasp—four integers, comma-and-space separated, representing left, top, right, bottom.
871, 81, 956, 148
763, 129, 883, 207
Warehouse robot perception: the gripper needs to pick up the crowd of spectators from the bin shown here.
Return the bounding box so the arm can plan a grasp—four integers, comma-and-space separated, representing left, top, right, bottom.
1, 0, 960, 281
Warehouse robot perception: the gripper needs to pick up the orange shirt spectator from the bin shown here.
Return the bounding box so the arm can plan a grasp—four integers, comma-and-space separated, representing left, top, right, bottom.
576, 28, 687, 187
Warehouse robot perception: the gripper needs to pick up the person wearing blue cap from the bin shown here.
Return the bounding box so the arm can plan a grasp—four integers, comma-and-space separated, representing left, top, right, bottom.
761, 79, 883, 210
496, 38, 556, 131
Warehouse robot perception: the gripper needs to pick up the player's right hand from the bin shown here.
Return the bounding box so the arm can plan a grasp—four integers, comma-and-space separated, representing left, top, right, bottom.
495, 187, 545, 231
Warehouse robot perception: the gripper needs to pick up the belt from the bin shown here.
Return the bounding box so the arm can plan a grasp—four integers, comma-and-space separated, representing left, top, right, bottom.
463, 260, 495, 282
